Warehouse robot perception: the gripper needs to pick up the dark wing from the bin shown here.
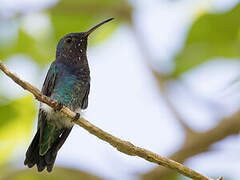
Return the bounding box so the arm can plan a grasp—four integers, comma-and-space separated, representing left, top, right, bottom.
41, 62, 58, 96
81, 82, 90, 109
39, 62, 58, 140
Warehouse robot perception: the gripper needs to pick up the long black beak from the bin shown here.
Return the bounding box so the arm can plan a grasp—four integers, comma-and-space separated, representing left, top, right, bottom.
84, 18, 114, 37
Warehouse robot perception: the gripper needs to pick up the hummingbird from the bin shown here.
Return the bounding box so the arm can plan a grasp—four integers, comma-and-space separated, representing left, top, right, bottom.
24, 18, 114, 172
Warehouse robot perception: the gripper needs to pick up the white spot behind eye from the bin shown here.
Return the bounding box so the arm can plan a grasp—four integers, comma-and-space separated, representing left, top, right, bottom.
70, 50, 72, 53
78, 43, 80, 47
80, 49, 83, 52
80, 39, 83, 42
78, 57, 81, 60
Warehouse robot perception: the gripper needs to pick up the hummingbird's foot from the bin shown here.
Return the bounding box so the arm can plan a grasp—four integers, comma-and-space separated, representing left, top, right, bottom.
73, 113, 80, 122
56, 102, 63, 111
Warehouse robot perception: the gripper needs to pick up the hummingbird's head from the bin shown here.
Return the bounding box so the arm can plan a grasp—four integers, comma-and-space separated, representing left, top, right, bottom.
56, 18, 114, 62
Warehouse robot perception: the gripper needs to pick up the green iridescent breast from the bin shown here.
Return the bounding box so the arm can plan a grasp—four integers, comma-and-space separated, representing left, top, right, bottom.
52, 74, 82, 107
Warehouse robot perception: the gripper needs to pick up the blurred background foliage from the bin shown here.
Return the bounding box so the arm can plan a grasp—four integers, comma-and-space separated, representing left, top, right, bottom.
1, 0, 240, 180
0, 96, 36, 165
0, 0, 131, 65
1, 167, 102, 180
173, 3, 240, 77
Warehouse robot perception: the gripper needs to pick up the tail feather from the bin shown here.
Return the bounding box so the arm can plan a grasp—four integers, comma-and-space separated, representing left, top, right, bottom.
24, 129, 40, 168
24, 128, 72, 172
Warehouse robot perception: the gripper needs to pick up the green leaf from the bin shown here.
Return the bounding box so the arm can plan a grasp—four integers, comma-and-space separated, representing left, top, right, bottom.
0, 1, 131, 65
0, 96, 37, 164
49, 0, 132, 44
0, 29, 55, 65
173, 3, 240, 77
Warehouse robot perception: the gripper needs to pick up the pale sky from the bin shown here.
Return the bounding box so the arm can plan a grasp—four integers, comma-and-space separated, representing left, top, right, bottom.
1, 0, 240, 180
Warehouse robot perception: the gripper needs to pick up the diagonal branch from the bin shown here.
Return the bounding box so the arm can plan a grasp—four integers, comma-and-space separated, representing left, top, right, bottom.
129, 23, 227, 180
130, 22, 194, 134
0, 60, 222, 180
152, 70, 196, 134
142, 108, 240, 180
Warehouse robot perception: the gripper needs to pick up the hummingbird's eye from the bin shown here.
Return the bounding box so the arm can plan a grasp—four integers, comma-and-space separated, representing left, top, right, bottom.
65, 37, 72, 43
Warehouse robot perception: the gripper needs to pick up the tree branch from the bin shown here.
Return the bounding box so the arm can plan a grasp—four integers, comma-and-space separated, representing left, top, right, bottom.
152, 71, 196, 133
142, 70, 240, 180
142, 108, 240, 180
129, 23, 227, 180
0, 60, 221, 180
130, 22, 194, 134
143, 104, 240, 178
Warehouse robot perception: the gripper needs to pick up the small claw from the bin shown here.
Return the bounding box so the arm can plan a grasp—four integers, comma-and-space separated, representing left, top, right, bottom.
73, 113, 80, 122
56, 102, 63, 111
